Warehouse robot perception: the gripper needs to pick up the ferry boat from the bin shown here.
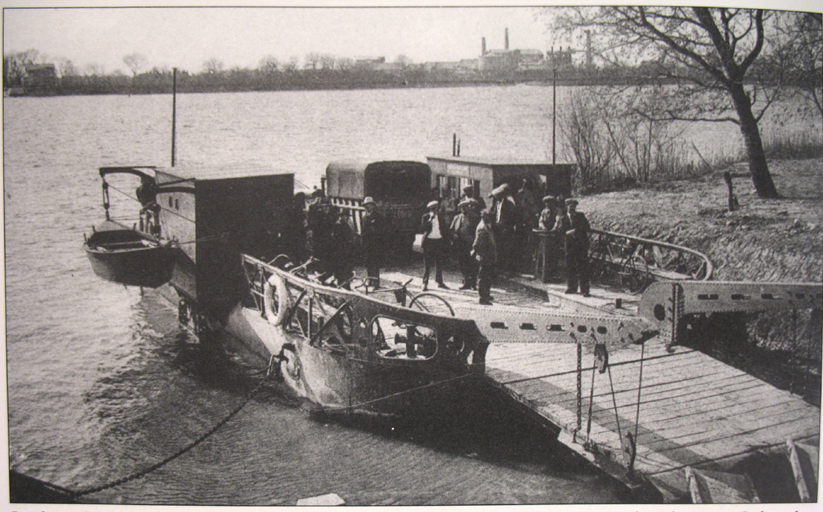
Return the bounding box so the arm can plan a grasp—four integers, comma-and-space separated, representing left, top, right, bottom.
83, 160, 821, 503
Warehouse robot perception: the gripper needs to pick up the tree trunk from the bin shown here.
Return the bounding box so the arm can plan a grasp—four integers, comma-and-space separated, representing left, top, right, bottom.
729, 82, 779, 198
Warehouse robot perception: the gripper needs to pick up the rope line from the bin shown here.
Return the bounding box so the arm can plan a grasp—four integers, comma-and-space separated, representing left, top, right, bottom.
67, 364, 275, 499
318, 372, 478, 412
498, 350, 687, 385
106, 183, 195, 223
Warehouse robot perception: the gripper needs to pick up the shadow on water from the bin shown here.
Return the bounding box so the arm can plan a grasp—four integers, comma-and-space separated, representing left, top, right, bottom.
311, 378, 606, 479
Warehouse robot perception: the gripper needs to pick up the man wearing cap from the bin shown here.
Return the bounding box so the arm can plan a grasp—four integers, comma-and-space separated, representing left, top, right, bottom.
535, 195, 560, 281
459, 184, 486, 210
420, 200, 449, 291
361, 196, 385, 288
554, 198, 591, 297
472, 209, 498, 305
450, 198, 480, 290
490, 183, 517, 276
307, 195, 334, 273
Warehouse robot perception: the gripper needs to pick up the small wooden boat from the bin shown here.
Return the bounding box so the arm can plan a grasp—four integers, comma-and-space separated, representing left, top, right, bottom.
84, 221, 175, 288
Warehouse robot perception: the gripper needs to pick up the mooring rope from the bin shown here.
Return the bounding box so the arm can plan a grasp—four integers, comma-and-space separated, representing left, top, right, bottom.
106, 183, 194, 223
50, 361, 278, 499
318, 372, 479, 413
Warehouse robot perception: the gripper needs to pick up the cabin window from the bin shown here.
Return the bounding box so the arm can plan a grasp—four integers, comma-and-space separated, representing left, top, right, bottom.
168, 197, 173, 207
175, 199, 179, 210
371, 316, 438, 360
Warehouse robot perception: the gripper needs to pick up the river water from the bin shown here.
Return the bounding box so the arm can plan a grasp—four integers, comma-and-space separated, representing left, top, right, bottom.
2, 86, 813, 506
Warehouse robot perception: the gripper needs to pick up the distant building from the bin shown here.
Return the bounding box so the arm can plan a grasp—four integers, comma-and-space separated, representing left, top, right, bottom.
479, 28, 545, 72
22, 64, 58, 95
354, 57, 386, 69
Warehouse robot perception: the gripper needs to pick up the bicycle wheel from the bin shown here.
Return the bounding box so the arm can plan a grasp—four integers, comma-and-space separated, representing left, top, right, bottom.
408, 292, 455, 317
620, 254, 651, 294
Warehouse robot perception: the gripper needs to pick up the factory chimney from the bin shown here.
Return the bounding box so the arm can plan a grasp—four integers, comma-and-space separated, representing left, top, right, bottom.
505, 28, 509, 50
482, 37, 486, 55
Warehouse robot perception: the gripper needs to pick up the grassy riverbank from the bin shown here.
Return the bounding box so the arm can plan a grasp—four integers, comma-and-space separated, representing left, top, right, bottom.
580, 157, 823, 282
578, 157, 823, 405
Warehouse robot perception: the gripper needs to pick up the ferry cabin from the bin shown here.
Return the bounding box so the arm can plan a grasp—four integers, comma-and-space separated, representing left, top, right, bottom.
153, 165, 294, 319
426, 155, 574, 203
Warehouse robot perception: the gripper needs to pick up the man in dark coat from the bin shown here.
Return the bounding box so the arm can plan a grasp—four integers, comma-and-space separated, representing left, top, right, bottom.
490, 183, 518, 276
450, 198, 480, 290
472, 209, 498, 305
535, 195, 561, 279
420, 200, 449, 291
459, 184, 486, 210
307, 195, 334, 274
283, 192, 308, 263
136, 175, 161, 234
554, 198, 591, 296
361, 196, 385, 288
329, 209, 355, 289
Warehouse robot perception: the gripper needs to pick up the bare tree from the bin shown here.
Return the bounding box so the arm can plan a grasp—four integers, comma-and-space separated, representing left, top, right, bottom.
123, 53, 147, 77
304, 53, 322, 70
283, 56, 299, 73
396, 54, 413, 69
319, 54, 337, 70
770, 12, 823, 122
84, 63, 105, 76
258, 54, 280, 74
4, 49, 40, 85
554, 7, 780, 198
337, 57, 354, 71
55, 57, 77, 77
203, 58, 224, 74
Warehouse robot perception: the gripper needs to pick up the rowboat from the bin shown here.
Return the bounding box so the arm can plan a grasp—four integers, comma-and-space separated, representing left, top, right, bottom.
84, 221, 175, 288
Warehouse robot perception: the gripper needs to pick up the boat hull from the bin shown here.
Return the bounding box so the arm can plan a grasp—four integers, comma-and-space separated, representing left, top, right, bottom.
226, 304, 473, 413
84, 226, 175, 288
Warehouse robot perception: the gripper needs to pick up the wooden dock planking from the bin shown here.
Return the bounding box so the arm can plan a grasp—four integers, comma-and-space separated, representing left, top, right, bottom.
484, 335, 819, 500
382, 269, 819, 501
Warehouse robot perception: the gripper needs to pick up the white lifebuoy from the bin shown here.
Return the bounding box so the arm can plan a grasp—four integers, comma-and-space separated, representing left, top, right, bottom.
263, 273, 290, 326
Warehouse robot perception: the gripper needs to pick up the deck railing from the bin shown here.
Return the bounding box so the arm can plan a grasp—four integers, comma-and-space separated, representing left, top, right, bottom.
587, 228, 713, 293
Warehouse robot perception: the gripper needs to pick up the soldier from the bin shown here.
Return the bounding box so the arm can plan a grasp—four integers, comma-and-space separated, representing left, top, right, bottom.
450, 198, 480, 290
361, 196, 385, 288
555, 198, 591, 297
472, 209, 498, 305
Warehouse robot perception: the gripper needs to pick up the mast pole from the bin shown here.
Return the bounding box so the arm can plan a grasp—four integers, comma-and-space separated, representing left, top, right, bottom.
171, 67, 177, 167
552, 47, 557, 166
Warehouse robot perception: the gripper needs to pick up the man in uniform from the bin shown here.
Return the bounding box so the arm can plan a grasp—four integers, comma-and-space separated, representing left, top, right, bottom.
555, 198, 591, 297
361, 196, 385, 288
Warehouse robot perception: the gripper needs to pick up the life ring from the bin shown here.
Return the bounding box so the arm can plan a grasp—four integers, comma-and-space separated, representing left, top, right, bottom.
263, 273, 290, 326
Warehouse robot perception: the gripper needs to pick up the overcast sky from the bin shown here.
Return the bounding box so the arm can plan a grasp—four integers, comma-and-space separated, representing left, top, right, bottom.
4, 6, 561, 74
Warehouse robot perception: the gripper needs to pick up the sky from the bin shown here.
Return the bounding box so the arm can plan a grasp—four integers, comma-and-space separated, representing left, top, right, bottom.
4, 6, 559, 75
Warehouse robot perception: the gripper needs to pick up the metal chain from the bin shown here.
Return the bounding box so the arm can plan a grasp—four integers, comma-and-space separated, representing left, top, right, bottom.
69, 361, 277, 499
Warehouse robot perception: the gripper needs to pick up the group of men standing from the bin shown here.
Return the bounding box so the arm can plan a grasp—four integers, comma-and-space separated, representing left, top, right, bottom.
285, 181, 591, 303
419, 183, 592, 304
